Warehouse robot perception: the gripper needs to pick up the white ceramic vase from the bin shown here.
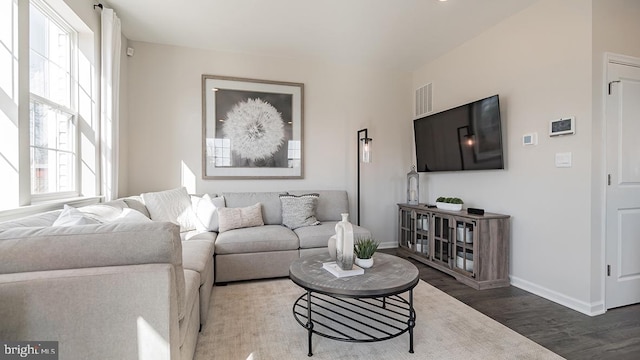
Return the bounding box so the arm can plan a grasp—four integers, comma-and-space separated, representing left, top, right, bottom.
355, 257, 373, 269
328, 235, 337, 260
335, 213, 354, 270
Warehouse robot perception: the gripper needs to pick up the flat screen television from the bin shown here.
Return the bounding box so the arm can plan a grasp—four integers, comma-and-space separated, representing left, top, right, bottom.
413, 94, 504, 172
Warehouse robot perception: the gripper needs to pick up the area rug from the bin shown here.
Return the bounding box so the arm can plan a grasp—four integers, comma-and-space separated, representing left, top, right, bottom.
194, 278, 564, 360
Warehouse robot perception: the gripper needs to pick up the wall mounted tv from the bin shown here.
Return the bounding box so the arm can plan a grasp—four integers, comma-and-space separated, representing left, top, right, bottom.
413, 94, 504, 172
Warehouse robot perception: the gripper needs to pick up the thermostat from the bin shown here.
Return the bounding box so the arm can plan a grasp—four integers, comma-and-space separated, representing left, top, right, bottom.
550, 117, 575, 137
523, 132, 537, 146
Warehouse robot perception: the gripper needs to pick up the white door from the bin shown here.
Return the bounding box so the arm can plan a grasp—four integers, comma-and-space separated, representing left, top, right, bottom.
605, 58, 640, 309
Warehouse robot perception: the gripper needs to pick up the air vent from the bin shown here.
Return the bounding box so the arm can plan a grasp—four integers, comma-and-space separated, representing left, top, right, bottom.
415, 83, 433, 117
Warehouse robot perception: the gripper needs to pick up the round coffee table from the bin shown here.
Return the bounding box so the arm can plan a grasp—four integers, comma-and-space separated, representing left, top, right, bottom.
289, 252, 419, 356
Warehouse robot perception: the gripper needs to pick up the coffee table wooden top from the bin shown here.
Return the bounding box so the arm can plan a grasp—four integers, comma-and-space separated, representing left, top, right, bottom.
289, 252, 419, 297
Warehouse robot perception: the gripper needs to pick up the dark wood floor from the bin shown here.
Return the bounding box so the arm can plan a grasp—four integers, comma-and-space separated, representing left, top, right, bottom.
381, 248, 640, 360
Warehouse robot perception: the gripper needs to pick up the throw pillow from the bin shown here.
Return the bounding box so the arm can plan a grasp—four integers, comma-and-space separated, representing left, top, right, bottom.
217, 203, 264, 233
52, 205, 101, 227
279, 193, 321, 230
141, 187, 197, 232
191, 194, 226, 232
109, 208, 153, 224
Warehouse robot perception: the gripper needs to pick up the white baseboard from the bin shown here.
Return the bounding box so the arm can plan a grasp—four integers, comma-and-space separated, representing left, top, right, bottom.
376, 245, 608, 316
510, 275, 606, 316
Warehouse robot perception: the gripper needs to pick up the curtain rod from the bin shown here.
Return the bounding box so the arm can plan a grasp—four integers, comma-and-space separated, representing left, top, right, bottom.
94, 3, 103, 10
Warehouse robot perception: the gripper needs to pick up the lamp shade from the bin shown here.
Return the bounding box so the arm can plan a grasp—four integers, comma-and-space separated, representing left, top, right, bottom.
407, 166, 419, 205
361, 137, 372, 163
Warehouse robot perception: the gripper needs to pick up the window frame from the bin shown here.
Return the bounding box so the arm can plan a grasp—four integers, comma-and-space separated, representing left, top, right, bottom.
28, 0, 81, 202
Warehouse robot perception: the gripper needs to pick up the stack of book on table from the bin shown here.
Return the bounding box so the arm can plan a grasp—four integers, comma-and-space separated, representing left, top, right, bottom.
322, 262, 364, 278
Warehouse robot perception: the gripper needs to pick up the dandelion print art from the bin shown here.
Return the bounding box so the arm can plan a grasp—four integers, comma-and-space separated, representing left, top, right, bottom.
222, 98, 285, 161
203, 75, 302, 178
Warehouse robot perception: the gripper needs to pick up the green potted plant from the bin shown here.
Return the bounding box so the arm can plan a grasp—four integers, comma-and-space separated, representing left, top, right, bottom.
436, 197, 464, 211
354, 237, 379, 268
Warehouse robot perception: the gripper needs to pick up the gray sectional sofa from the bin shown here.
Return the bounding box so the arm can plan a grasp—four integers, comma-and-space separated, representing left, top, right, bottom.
0, 197, 210, 360
0, 189, 370, 360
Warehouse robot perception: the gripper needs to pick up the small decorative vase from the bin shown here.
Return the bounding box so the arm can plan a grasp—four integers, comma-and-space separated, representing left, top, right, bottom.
335, 213, 354, 271
328, 235, 337, 260
355, 257, 373, 269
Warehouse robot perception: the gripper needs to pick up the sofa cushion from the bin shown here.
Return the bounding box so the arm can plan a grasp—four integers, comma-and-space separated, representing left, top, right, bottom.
75, 200, 129, 223
191, 194, 225, 232
181, 240, 215, 285
288, 190, 349, 221
295, 221, 372, 249
121, 195, 151, 218
52, 205, 101, 227
180, 232, 217, 327
217, 203, 264, 233
215, 225, 299, 254
142, 187, 197, 232
280, 193, 320, 230
222, 192, 284, 225
110, 208, 153, 224
181, 230, 217, 242
179, 269, 200, 347
0, 210, 62, 231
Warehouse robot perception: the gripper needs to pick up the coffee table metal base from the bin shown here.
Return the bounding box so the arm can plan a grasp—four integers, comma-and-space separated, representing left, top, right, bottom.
292, 289, 415, 356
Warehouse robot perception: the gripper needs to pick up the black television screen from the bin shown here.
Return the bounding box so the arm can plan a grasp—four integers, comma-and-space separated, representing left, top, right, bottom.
413, 95, 504, 172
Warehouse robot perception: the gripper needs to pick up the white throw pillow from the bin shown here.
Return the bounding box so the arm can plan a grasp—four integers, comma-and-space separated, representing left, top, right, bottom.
217, 203, 264, 233
52, 205, 101, 227
141, 187, 197, 232
191, 194, 226, 232
110, 208, 153, 224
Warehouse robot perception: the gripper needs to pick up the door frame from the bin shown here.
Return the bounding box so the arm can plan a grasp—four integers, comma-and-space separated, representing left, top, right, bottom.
602, 52, 640, 310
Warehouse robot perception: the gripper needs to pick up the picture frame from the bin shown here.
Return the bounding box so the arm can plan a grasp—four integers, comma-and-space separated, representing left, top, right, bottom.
202, 75, 304, 179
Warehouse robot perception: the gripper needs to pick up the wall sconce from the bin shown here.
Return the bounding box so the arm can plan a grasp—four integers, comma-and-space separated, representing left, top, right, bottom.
357, 128, 373, 225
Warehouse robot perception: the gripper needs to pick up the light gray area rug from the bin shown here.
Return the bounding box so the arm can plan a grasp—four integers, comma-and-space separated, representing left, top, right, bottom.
194, 278, 564, 360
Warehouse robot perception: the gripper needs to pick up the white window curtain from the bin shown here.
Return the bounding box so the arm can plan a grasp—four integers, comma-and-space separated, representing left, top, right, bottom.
100, 8, 121, 201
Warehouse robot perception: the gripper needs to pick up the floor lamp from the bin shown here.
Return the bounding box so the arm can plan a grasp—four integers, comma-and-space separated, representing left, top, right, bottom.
357, 128, 372, 226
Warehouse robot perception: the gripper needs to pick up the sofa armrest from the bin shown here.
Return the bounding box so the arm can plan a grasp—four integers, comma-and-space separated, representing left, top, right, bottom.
0, 221, 188, 322
0, 222, 181, 274
0, 264, 180, 360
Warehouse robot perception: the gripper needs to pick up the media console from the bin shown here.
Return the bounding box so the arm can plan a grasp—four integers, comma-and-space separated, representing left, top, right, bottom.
397, 204, 510, 290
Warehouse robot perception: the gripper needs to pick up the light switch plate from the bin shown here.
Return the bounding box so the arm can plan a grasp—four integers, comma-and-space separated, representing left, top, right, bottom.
555, 152, 572, 167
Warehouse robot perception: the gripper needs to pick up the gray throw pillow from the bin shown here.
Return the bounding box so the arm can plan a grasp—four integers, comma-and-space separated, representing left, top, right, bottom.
280, 193, 321, 230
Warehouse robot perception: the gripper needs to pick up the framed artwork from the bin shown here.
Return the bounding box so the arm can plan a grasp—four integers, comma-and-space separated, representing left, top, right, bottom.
202, 75, 304, 179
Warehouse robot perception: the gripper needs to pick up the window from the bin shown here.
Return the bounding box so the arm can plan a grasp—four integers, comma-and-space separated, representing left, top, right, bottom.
213, 138, 231, 166
0, 0, 96, 213
29, 1, 78, 198
288, 140, 301, 168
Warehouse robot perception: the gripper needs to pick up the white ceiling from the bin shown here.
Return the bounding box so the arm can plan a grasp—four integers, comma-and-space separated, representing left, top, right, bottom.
104, 0, 537, 71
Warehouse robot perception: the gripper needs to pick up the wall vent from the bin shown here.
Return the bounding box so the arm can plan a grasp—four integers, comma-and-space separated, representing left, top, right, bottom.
415, 83, 433, 117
